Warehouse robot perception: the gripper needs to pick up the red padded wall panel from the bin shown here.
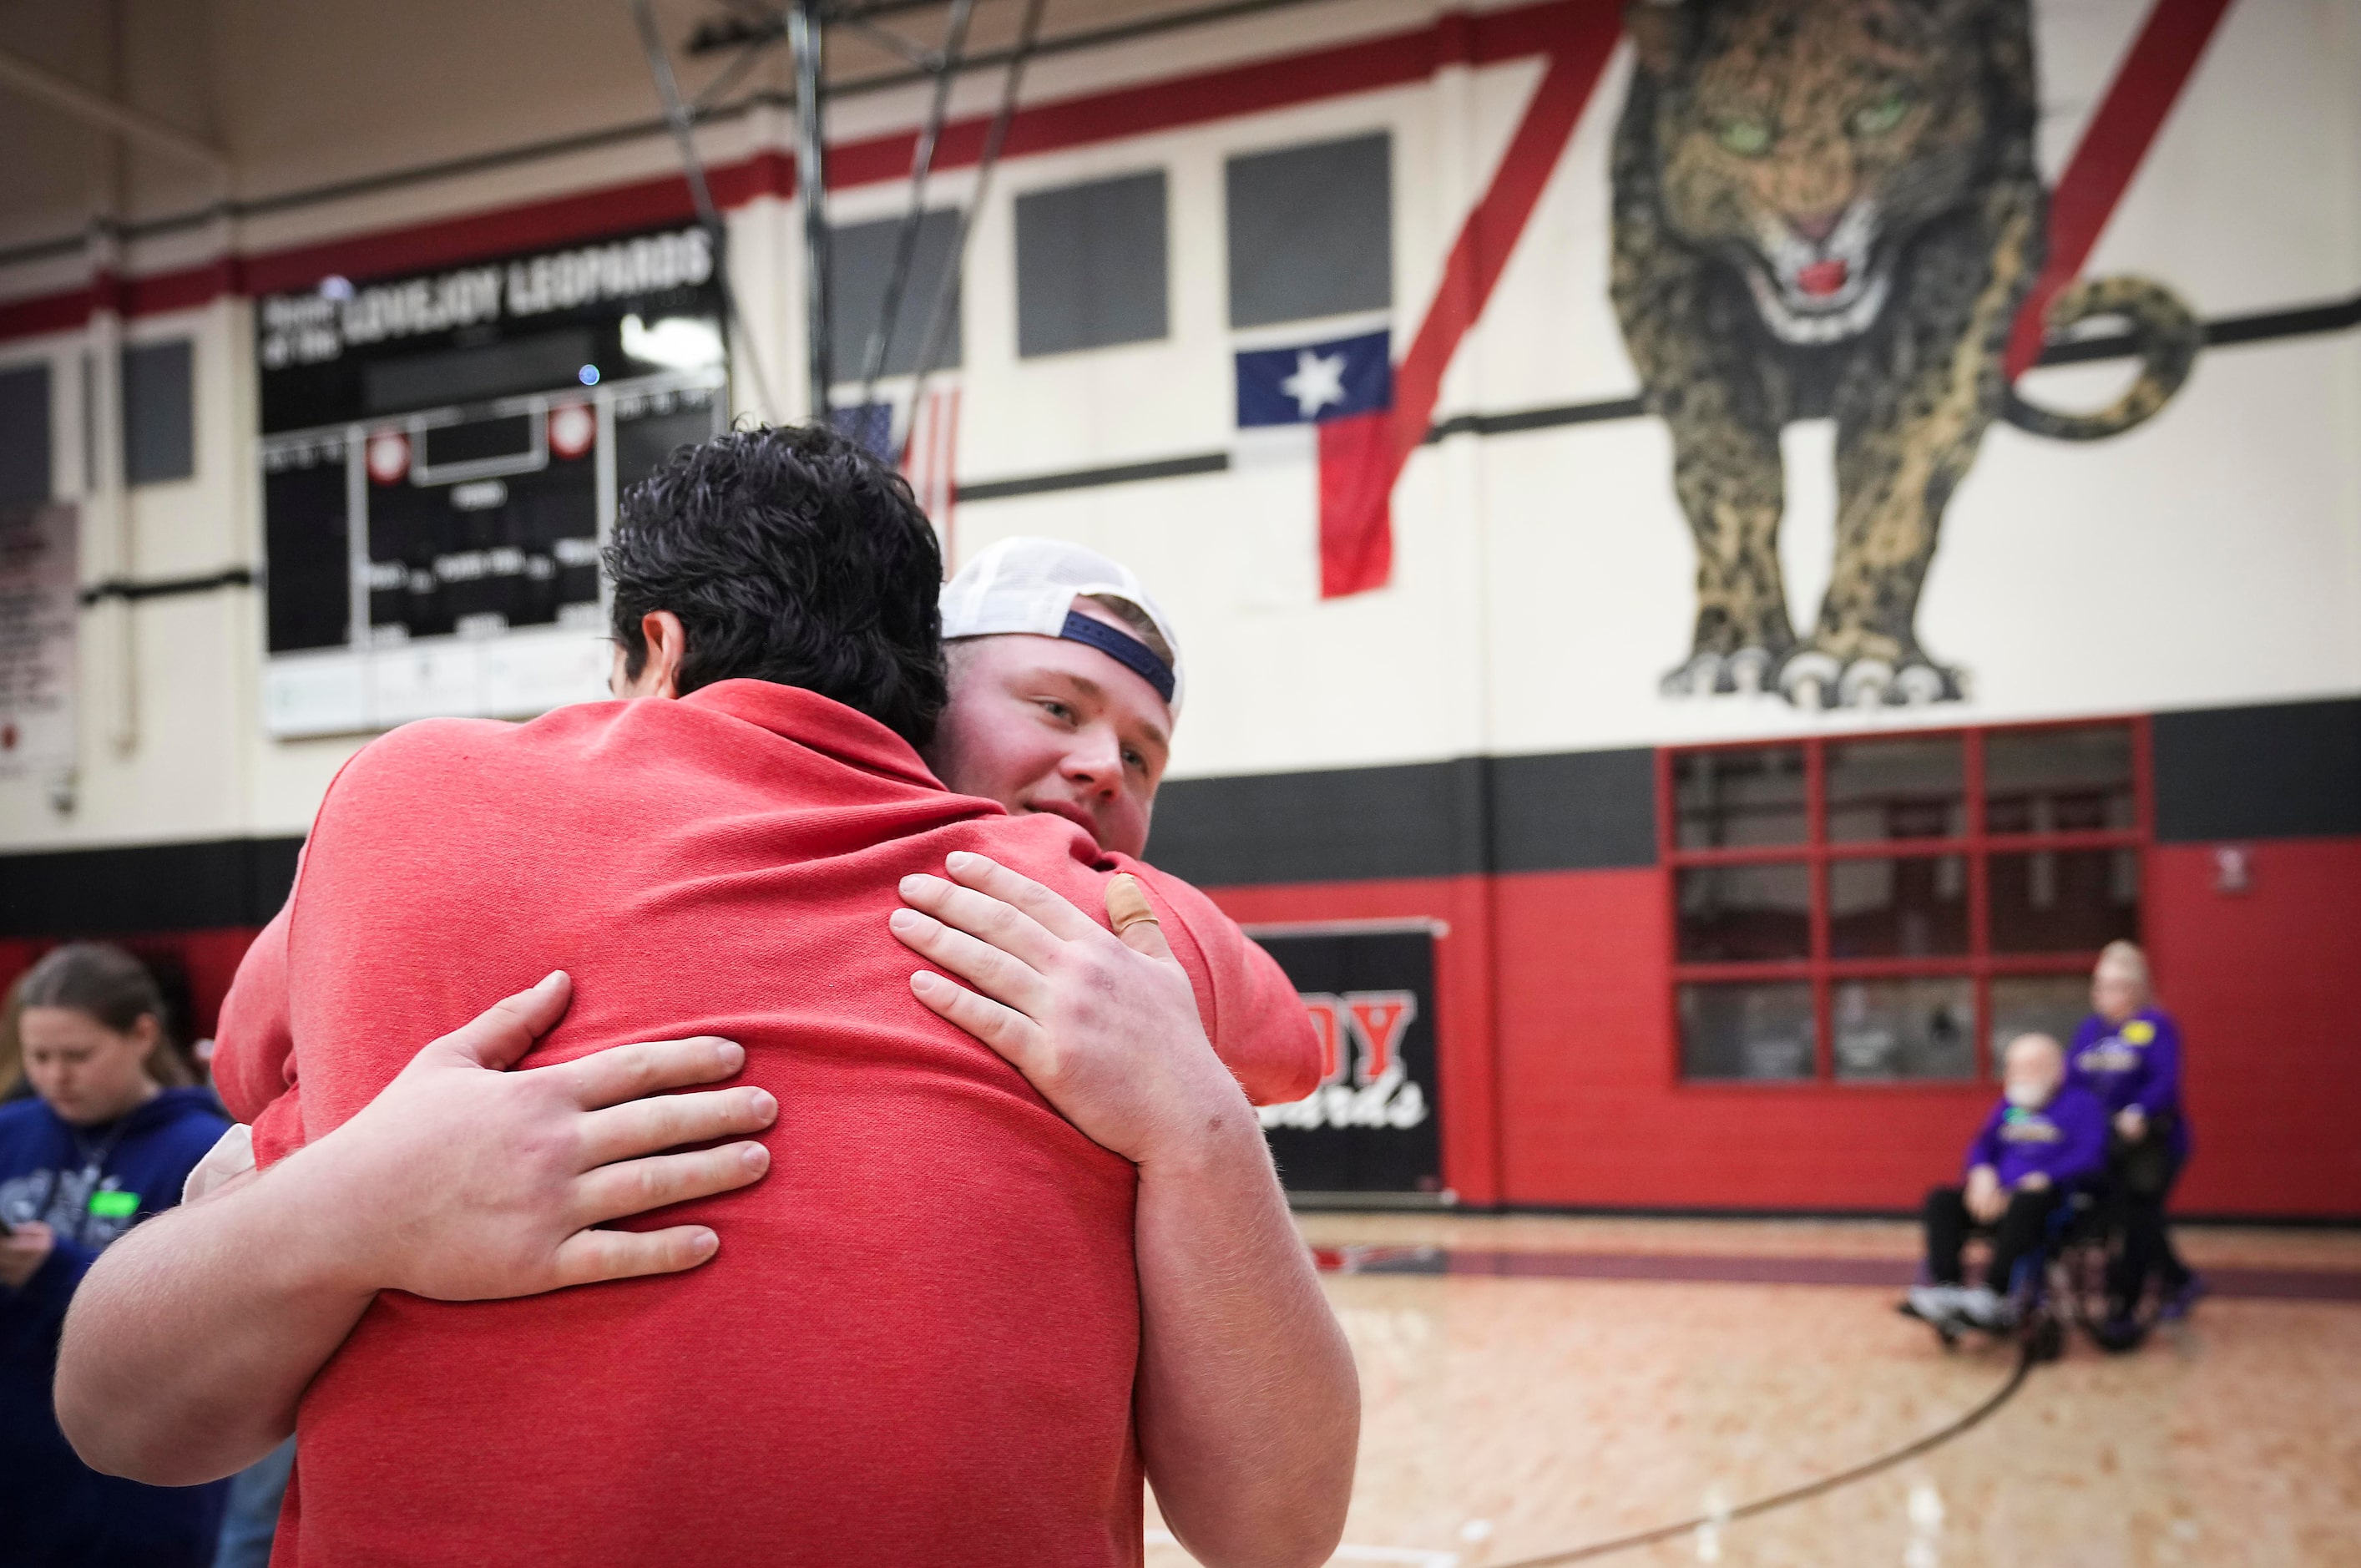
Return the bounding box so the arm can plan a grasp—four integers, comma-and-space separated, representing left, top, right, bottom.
2147, 838, 2361, 1216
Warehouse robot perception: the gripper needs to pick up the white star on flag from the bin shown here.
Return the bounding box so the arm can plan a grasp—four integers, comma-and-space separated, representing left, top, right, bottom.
1278, 349, 1348, 418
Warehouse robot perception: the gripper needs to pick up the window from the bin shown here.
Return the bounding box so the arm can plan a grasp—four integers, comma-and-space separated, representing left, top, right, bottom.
1014, 170, 1168, 357
828, 209, 963, 380
123, 338, 195, 483
1668, 722, 2144, 1084
1226, 132, 1392, 327
0, 362, 52, 504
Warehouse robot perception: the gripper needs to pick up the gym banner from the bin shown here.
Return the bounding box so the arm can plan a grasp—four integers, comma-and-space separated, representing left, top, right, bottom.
0, 501, 77, 785
1250, 923, 1442, 1199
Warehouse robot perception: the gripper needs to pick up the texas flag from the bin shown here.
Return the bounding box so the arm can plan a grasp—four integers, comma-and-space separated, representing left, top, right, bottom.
1234, 330, 1395, 599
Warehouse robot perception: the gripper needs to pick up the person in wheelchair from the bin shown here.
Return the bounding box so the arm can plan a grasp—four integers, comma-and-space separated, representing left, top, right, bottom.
1906, 1033, 2107, 1333
2070, 941, 2202, 1329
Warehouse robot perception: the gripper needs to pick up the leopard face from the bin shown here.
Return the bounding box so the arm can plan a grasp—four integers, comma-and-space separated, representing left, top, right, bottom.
1637, 0, 1998, 344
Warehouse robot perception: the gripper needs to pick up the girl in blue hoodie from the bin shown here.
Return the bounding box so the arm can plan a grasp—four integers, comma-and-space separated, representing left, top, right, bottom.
1, 943, 231, 1568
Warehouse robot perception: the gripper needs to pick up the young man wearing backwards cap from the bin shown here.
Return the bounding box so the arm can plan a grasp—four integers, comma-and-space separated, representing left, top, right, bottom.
58, 427, 1354, 1568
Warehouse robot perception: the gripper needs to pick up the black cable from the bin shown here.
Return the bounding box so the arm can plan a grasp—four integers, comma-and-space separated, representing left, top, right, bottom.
895, 0, 1047, 465
690, 34, 779, 115
625, 0, 782, 421
1486, 1340, 2038, 1566
852, 0, 975, 416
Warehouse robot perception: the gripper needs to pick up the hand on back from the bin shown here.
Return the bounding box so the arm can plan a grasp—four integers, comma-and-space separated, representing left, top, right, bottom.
257, 972, 776, 1300
888, 852, 1253, 1168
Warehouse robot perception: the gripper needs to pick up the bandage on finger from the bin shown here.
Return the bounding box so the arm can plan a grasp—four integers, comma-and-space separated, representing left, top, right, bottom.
1106, 873, 1160, 934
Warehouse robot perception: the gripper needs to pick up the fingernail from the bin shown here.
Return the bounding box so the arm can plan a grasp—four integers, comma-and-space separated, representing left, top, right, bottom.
889, 908, 923, 930
715, 1039, 745, 1069
747, 1088, 776, 1119
692, 1230, 720, 1257
540, 969, 568, 989
899, 873, 933, 894
740, 1143, 770, 1173
947, 850, 974, 867
910, 969, 939, 990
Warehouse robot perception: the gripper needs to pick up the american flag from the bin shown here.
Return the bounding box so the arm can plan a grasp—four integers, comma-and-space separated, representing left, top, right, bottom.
901, 385, 961, 559
832, 388, 961, 561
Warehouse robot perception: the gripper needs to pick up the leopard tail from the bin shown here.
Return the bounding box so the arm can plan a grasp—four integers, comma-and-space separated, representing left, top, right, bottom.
2002, 275, 2200, 442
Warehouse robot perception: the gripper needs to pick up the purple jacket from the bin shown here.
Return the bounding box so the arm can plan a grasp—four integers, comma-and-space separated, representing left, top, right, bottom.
2066, 1006, 2192, 1158
1964, 1083, 2109, 1191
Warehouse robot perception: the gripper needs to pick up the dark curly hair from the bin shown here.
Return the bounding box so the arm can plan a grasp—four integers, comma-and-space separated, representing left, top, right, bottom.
605, 422, 948, 747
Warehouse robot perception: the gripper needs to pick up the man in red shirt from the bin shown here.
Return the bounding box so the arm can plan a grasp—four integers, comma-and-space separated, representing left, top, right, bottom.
58, 427, 1353, 1567
210, 532, 1312, 1166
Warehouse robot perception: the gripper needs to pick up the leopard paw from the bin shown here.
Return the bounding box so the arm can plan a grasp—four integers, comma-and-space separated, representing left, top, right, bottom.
1661, 646, 1777, 698
1661, 651, 1723, 697
1777, 650, 1842, 709
1893, 660, 1966, 706
1779, 651, 1965, 709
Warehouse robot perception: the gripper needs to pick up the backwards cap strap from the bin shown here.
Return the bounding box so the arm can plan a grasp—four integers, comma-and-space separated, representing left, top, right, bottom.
1059, 610, 1176, 704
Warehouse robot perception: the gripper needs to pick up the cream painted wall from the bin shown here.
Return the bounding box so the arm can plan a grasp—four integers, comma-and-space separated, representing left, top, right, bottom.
0, 0, 2354, 857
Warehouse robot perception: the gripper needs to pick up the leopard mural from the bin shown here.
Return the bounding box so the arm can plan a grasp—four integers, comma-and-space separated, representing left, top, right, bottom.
1612, 0, 2200, 709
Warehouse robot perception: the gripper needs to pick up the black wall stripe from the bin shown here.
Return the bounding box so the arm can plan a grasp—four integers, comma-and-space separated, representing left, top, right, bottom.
958, 453, 1229, 503
78, 566, 256, 605
0, 837, 303, 938
1150, 759, 1490, 886
1147, 748, 1658, 888
2154, 697, 2361, 842
1488, 749, 1658, 873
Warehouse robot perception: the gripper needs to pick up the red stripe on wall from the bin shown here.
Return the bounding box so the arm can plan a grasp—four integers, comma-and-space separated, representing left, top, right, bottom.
0, 288, 95, 340
1320, 3, 1621, 598
2004, 0, 2237, 377
0, 2, 1586, 340
240, 155, 799, 298
822, 0, 1586, 187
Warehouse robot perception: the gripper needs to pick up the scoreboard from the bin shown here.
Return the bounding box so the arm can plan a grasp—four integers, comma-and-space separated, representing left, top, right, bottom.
255, 225, 729, 737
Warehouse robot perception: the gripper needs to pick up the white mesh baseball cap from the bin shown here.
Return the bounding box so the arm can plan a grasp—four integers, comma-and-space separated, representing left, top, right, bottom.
941, 537, 1185, 712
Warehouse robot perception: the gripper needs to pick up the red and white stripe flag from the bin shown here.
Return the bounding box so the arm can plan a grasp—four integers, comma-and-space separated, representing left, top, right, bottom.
901, 384, 961, 564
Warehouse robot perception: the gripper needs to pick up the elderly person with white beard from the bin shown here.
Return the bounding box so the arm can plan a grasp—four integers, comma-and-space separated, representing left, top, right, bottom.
1905, 1033, 2107, 1332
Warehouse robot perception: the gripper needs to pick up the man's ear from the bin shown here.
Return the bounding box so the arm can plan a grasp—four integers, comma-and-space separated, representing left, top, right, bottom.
624, 609, 689, 699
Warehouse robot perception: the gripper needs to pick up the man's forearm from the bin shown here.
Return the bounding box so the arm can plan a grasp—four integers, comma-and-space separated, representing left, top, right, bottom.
57, 1149, 374, 1486
1134, 1110, 1357, 1568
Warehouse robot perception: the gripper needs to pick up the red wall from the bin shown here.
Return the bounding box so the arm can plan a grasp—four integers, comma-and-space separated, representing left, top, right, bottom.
1, 928, 263, 1046
1211, 837, 2361, 1216
2148, 838, 2361, 1216
9, 843, 2353, 1216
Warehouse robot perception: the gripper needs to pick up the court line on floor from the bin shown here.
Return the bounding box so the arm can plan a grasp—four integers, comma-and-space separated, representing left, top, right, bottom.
1311, 1246, 2361, 1302
1146, 1529, 1458, 1566
1481, 1343, 2038, 1567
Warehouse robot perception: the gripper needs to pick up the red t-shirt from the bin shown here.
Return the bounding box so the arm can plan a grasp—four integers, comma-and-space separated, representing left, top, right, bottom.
217, 680, 1314, 1568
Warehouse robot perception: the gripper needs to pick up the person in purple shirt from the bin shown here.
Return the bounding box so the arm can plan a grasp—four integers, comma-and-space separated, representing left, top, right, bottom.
1905, 1033, 2107, 1331
2070, 941, 2201, 1325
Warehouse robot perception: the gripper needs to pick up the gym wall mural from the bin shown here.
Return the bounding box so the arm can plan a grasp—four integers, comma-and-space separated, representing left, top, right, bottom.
1610, 0, 2198, 712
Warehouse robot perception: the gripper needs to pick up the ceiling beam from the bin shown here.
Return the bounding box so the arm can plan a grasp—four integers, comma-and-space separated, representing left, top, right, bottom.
0, 45, 228, 175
